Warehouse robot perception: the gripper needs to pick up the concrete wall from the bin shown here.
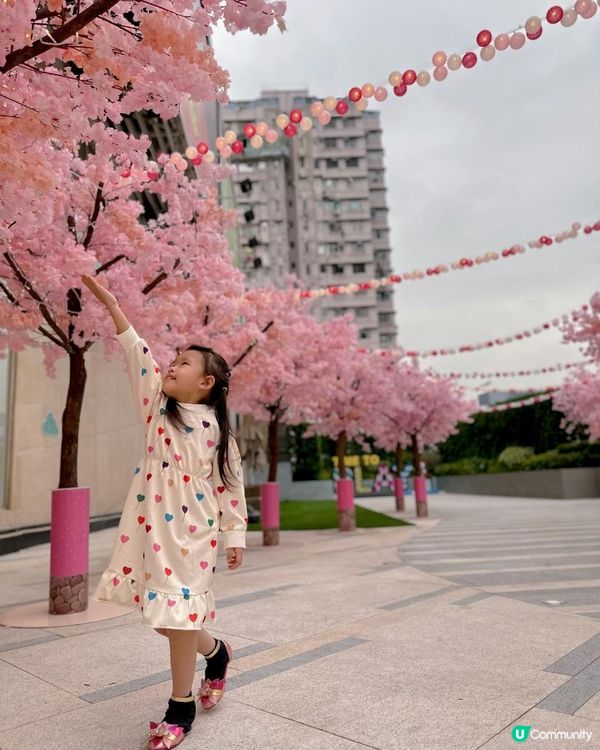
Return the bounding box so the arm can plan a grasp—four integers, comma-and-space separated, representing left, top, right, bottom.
437, 467, 600, 499
0, 342, 144, 533
252, 462, 337, 501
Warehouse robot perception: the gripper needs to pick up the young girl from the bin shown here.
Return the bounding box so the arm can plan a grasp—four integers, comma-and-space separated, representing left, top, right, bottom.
83, 273, 247, 750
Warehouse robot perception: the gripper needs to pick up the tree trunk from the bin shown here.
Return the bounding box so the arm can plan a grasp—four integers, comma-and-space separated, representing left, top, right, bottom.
337, 430, 347, 479
59, 348, 87, 489
395, 443, 403, 478
267, 414, 279, 482
410, 433, 421, 477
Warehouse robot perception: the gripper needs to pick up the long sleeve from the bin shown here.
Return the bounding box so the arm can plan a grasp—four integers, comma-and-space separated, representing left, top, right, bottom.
117, 325, 163, 428
212, 434, 248, 549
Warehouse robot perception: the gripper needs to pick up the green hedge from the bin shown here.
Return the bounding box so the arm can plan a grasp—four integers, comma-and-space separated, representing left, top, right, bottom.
433, 440, 600, 475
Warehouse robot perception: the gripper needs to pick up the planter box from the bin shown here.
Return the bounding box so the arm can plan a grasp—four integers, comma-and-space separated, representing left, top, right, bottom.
436, 467, 600, 499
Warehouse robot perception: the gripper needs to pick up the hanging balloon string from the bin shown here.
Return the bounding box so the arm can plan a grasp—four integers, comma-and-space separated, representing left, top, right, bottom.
294, 214, 600, 300
474, 387, 558, 414
167, 1, 600, 164
382, 300, 592, 359
438, 359, 593, 379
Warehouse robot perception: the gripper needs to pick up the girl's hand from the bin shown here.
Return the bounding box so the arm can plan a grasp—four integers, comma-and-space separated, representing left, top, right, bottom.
81, 273, 118, 309
226, 547, 244, 570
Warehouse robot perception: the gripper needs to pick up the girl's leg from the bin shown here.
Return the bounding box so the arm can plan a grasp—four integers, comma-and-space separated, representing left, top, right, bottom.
155, 627, 218, 658
166, 629, 199, 697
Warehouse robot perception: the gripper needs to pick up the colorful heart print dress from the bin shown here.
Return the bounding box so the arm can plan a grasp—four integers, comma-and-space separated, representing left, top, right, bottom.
92, 325, 248, 629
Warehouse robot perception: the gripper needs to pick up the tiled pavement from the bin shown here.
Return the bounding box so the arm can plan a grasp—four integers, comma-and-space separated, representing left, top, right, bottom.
1, 491, 600, 749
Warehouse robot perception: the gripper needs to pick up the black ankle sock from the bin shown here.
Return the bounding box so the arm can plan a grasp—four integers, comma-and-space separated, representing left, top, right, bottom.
162, 691, 196, 734
204, 639, 229, 681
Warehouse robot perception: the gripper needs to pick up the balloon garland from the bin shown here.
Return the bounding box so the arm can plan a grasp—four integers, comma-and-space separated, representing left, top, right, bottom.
443, 359, 593, 379
159, 1, 600, 167
475, 387, 558, 413
386, 301, 592, 358
295, 216, 599, 300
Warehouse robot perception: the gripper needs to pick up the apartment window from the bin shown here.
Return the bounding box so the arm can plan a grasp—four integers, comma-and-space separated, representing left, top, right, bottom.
323, 138, 337, 148
359, 330, 370, 339
314, 159, 321, 169
320, 264, 327, 272
317, 244, 327, 255
355, 308, 368, 318
332, 264, 344, 274
352, 263, 366, 273
326, 159, 339, 169
346, 200, 363, 212
377, 289, 392, 301
380, 334, 394, 346
346, 157, 359, 167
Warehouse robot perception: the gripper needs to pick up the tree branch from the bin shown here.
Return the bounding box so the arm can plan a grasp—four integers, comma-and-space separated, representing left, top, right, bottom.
232, 319, 274, 368
1, 0, 121, 74
82, 181, 104, 249
3, 251, 71, 350
94, 253, 127, 275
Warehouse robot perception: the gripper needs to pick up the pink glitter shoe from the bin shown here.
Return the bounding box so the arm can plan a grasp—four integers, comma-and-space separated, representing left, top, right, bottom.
147, 721, 185, 749
197, 640, 233, 711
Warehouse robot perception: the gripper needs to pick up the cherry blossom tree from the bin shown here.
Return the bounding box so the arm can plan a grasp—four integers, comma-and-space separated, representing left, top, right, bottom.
561, 292, 600, 363
372, 363, 477, 477
303, 338, 398, 479
229, 289, 346, 483
552, 367, 600, 442
0, 1, 287, 489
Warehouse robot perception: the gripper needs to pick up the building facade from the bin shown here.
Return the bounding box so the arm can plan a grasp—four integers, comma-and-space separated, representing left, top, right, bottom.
222, 89, 398, 349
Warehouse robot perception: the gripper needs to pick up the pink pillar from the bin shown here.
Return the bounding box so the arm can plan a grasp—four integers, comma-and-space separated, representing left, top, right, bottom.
394, 477, 405, 512
336, 478, 356, 532
260, 482, 280, 545
413, 476, 428, 517
49, 487, 90, 614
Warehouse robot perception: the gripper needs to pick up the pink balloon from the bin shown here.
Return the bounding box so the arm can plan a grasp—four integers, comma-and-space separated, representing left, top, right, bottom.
265, 129, 278, 144
574, 0, 592, 13
581, 1, 597, 17
509, 32, 526, 49
433, 66, 448, 81
494, 33, 510, 51
318, 111, 331, 126
374, 86, 388, 101
432, 50, 447, 67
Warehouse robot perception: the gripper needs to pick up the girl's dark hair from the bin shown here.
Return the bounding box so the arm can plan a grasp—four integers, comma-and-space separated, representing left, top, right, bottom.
164, 345, 235, 490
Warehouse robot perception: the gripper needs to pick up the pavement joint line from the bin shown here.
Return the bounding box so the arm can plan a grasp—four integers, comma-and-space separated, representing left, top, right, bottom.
379, 584, 462, 610
450, 592, 492, 607
217, 583, 301, 608
228, 695, 384, 750
0, 631, 64, 652
80, 636, 367, 704
537, 656, 600, 715
544, 634, 600, 676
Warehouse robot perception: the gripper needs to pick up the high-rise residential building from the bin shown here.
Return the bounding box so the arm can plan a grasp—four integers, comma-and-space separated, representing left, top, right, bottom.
222, 89, 398, 349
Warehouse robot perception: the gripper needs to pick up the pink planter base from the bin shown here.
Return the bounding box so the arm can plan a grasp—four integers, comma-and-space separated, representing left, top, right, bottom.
413, 476, 428, 517
337, 478, 356, 531
260, 482, 280, 546
49, 487, 90, 614
394, 477, 405, 512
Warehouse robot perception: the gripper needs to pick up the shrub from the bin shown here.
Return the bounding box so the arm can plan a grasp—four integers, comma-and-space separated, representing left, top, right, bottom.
497, 446, 534, 469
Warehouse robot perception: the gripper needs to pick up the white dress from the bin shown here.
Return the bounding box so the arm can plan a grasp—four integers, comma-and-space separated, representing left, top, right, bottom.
92, 325, 248, 629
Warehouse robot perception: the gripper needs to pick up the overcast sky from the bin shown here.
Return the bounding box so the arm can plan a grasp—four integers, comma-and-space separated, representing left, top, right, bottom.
212, 1, 600, 397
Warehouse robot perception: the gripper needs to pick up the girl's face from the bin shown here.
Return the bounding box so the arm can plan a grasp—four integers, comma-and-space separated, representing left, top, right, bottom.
162, 349, 215, 404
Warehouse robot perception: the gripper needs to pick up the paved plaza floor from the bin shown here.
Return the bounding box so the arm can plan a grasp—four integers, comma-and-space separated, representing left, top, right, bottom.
1, 491, 600, 749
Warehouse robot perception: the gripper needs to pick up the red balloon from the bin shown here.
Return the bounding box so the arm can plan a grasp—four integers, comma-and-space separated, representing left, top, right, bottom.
393, 83, 407, 97
289, 109, 303, 124
243, 123, 256, 138
526, 26, 543, 40
191, 156, 203, 165
584, 226, 593, 234
283, 123, 297, 137
335, 99, 349, 115
594, 221, 600, 231
231, 140, 244, 154
462, 52, 477, 69
546, 5, 564, 23
402, 69, 417, 85
476, 29, 492, 47
348, 86, 362, 102
120, 169, 131, 178
196, 141, 208, 155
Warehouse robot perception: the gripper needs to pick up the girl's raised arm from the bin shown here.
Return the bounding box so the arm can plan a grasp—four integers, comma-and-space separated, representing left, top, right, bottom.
82, 273, 164, 427
81, 274, 130, 334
